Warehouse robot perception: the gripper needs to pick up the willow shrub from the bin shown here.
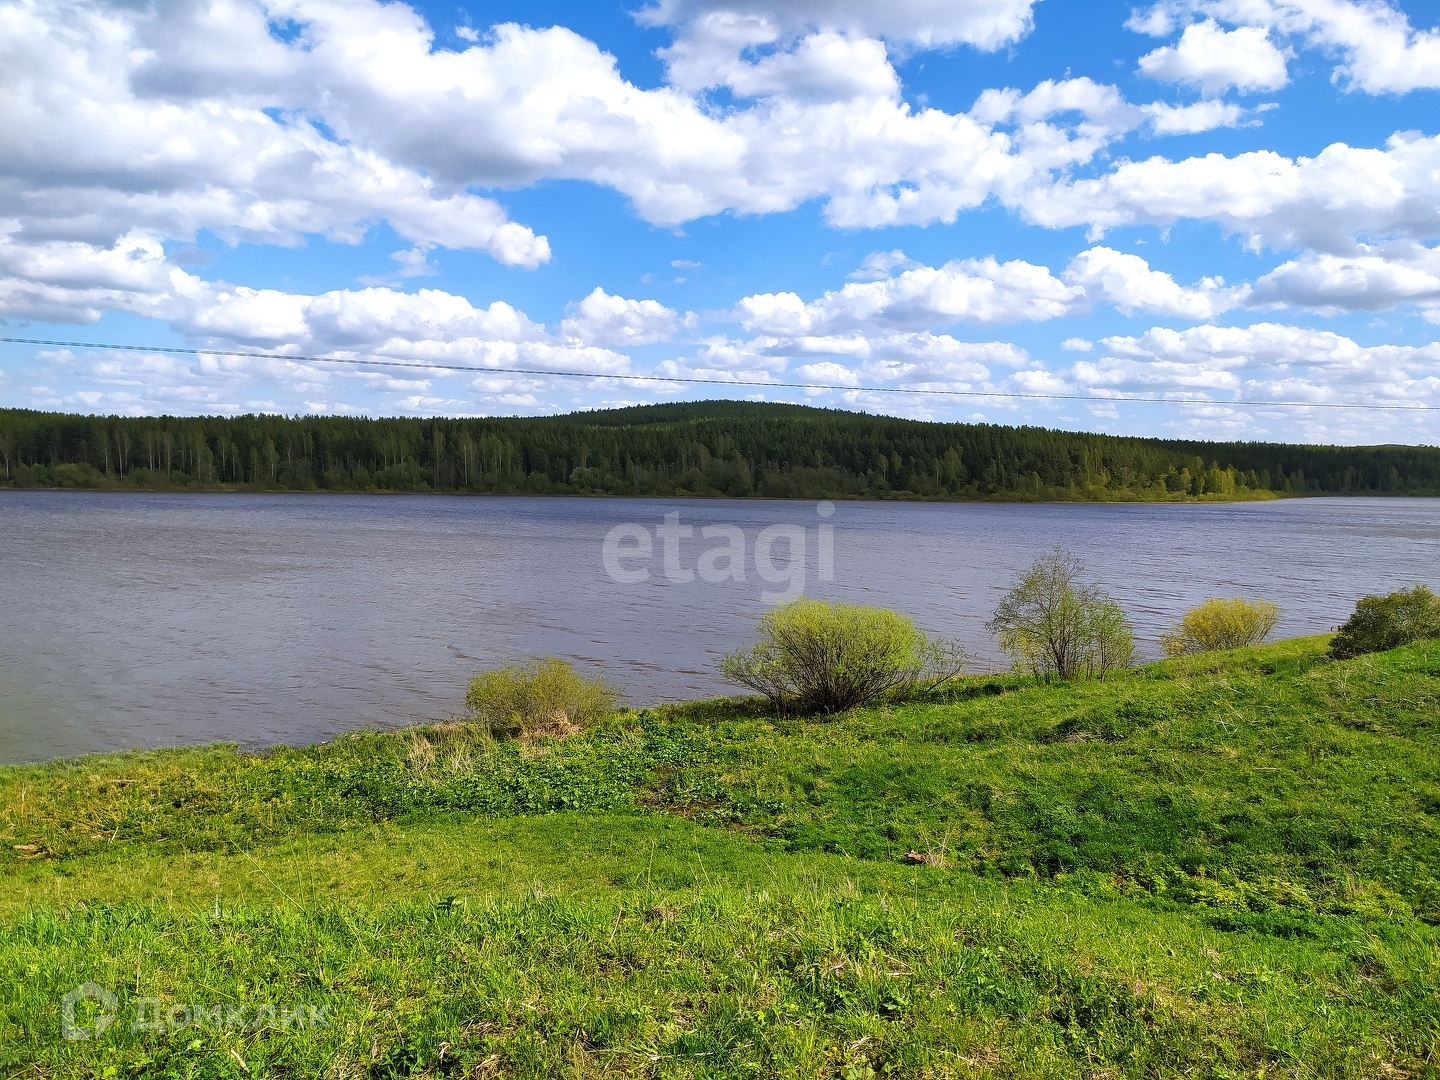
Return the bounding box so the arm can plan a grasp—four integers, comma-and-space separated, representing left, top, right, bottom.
719, 598, 968, 714
987, 548, 1135, 681
465, 656, 620, 740
1161, 597, 1281, 657
1330, 585, 1440, 660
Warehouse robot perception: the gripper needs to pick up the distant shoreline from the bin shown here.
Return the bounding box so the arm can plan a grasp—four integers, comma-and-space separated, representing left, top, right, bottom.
14, 480, 1440, 504
16, 481, 1440, 502
1, 480, 1297, 504
5, 400, 1436, 501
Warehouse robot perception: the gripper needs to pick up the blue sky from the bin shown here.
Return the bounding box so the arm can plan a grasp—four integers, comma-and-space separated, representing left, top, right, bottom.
2, 0, 1440, 443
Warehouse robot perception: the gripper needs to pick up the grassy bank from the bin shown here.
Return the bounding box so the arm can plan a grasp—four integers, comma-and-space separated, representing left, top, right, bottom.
3, 637, 1438, 1076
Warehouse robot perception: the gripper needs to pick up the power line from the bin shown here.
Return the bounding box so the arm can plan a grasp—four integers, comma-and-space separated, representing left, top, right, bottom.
1, 335, 1434, 412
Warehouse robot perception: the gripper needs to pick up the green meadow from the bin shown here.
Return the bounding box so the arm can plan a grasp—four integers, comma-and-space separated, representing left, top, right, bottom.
3, 636, 1438, 1077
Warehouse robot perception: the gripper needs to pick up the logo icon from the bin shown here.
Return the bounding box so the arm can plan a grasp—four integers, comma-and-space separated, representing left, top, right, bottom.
61, 982, 117, 1041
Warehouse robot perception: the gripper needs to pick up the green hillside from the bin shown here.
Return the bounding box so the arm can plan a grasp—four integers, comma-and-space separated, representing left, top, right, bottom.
3, 636, 1438, 1075
3, 400, 1438, 499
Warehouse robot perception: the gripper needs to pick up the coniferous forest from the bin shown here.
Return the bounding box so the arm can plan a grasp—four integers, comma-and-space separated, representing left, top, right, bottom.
1, 401, 1437, 501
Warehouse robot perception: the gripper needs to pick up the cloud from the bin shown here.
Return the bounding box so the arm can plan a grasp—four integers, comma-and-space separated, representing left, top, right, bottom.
5, 0, 1265, 265
6, 0, 1438, 434
848, 250, 922, 280
10, 257, 1440, 441
969, 78, 1260, 139
1035, 319, 1440, 442
658, 336, 789, 381
0, 226, 184, 324
559, 287, 693, 346
736, 256, 1083, 333
1079, 322, 1440, 409
1130, 0, 1440, 95
1250, 245, 1440, 313
0, 0, 549, 267
844, 335, 1031, 379
636, 0, 1041, 52
1022, 132, 1440, 254
1138, 20, 1291, 95
5, 279, 640, 418
659, 27, 901, 100
1140, 99, 1255, 135
792, 359, 863, 384
0, 225, 638, 399
733, 246, 1252, 335
1062, 246, 1248, 319
388, 246, 438, 279
967, 78, 1146, 171
357, 244, 439, 285
6, 0, 1438, 301
660, 330, 1033, 403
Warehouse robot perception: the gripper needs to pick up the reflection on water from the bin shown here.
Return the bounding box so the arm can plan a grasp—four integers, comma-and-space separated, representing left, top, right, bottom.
1, 491, 1437, 763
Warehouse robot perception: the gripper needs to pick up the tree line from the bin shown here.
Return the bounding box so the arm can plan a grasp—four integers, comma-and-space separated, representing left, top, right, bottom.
1, 400, 1437, 500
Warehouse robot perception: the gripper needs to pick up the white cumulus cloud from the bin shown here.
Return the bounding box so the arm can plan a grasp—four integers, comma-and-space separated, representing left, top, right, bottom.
1250, 245, 1440, 314
732, 247, 1253, 335
1130, 0, 1440, 95
1138, 19, 1291, 95
736, 257, 1083, 333
3, 0, 1271, 266
1141, 99, 1255, 135
1063, 246, 1248, 319
0, 0, 550, 267
637, 0, 1041, 52
559, 288, 694, 347
1081, 322, 1440, 406
1022, 132, 1440, 254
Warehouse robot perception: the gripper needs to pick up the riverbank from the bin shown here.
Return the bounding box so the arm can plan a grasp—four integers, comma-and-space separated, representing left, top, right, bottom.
2, 461, 1287, 502
3, 635, 1438, 1075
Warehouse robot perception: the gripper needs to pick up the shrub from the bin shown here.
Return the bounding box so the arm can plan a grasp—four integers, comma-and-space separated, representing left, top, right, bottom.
1330, 585, 1440, 660
719, 598, 968, 714
987, 548, 1135, 681
464, 656, 620, 740
1161, 597, 1281, 657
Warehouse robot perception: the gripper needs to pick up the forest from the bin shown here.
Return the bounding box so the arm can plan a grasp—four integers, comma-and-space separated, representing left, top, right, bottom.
1, 400, 1437, 500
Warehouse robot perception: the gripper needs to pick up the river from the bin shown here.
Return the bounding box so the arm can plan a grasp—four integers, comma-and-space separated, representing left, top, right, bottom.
2, 490, 1436, 763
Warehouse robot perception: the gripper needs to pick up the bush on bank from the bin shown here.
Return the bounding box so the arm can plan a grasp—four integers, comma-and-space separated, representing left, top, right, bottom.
465, 656, 619, 740
1330, 585, 1440, 659
719, 598, 968, 714
1161, 597, 1281, 656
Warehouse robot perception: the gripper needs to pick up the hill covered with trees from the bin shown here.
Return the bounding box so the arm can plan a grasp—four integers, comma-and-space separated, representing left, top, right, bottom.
1, 400, 1437, 500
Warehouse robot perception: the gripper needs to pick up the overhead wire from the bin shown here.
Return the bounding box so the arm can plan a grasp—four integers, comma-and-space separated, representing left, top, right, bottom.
1, 335, 1434, 412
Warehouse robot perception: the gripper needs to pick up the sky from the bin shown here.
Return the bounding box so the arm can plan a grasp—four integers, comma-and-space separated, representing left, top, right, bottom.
2, 0, 1440, 443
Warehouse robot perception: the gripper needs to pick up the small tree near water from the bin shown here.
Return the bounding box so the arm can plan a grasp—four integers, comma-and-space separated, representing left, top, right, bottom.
987, 548, 1134, 681
1161, 597, 1281, 657
465, 656, 619, 741
720, 598, 968, 714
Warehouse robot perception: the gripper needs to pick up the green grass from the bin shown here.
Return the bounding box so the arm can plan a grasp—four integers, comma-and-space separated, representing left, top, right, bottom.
3, 637, 1439, 1077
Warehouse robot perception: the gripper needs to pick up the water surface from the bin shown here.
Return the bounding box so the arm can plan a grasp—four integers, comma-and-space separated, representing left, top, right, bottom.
2, 491, 1436, 763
